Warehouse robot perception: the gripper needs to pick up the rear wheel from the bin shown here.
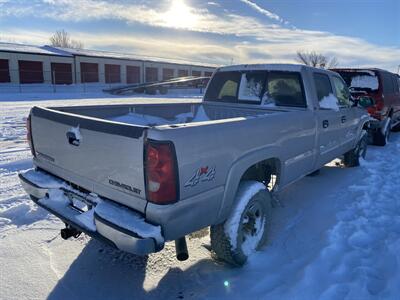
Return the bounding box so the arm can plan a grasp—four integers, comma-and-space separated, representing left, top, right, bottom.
158, 86, 168, 95
343, 130, 368, 167
145, 87, 157, 95
210, 181, 272, 266
392, 120, 400, 132
373, 118, 391, 146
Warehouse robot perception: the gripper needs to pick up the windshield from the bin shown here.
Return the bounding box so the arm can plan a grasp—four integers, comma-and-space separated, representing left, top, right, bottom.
204, 70, 306, 108
336, 70, 379, 91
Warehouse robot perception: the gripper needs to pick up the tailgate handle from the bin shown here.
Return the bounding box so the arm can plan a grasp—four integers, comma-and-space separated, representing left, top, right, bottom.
322, 120, 329, 128
341, 116, 347, 123
66, 131, 80, 146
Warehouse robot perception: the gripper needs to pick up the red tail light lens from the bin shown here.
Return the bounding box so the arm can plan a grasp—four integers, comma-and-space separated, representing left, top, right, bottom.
26, 115, 36, 157
366, 98, 384, 120
375, 100, 384, 111
145, 141, 178, 205
367, 106, 376, 115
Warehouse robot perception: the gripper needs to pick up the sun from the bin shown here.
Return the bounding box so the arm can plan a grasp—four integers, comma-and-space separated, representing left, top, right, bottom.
164, 0, 198, 29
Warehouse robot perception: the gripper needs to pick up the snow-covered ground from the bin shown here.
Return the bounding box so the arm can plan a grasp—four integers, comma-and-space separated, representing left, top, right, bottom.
0, 94, 399, 300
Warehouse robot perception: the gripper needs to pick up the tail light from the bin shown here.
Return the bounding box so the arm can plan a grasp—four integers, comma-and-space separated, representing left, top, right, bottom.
367, 96, 384, 119
375, 100, 384, 111
145, 140, 178, 205
26, 115, 36, 157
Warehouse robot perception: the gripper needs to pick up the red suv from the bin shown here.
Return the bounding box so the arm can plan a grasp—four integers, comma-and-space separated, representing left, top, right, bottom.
332, 68, 400, 146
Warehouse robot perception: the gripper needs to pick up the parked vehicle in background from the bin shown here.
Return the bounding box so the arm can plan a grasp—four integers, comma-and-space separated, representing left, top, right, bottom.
332, 68, 400, 145
19, 64, 371, 266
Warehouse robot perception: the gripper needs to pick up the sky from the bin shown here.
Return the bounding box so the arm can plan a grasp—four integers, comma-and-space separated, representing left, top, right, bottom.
0, 0, 399, 72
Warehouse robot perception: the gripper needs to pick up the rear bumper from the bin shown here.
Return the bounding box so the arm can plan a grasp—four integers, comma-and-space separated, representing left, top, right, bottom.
19, 169, 164, 255
368, 117, 390, 132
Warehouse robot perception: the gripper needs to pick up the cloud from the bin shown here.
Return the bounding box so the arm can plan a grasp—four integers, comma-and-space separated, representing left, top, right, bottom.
239, 0, 284, 23
0, 0, 399, 72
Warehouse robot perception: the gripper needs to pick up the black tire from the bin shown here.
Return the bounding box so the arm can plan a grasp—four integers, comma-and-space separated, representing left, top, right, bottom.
158, 86, 168, 95
392, 121, 400, 132
145, 87, 157, 95
210, 181, 272, 266
373, 118, 391, 146
343, 131, 368, 167
307, 169, 320, 177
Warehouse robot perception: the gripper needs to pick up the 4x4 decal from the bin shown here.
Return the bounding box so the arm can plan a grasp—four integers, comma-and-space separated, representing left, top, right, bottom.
184, 166, 216, 187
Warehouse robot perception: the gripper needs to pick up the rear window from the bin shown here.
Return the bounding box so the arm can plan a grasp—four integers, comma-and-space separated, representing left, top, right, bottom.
336, 70, 379, 92
204, 70, 306, 107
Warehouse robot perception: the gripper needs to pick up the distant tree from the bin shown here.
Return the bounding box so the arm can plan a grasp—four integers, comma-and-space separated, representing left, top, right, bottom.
296, 51, 338, 69
49, 30, 84, 49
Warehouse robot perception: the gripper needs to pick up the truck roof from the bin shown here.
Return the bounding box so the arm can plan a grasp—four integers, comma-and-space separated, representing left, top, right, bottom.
218, 63, 338, 76
331, 67, 396, 75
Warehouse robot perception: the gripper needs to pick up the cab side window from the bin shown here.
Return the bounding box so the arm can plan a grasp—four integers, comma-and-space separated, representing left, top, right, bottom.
313, 73, 333, 101
266, 72, 306, 107
332, 76, 351, 107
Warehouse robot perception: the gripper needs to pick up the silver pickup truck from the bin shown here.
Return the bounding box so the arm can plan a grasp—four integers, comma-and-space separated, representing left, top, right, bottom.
20, 64, 370, 266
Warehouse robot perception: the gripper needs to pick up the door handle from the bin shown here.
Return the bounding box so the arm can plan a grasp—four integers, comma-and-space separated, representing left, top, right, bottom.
322, 120, 329, 128
341, 116, 346, 123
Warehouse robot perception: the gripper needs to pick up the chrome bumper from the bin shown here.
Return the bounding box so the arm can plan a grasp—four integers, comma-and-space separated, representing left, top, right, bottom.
19, 169, 164, 255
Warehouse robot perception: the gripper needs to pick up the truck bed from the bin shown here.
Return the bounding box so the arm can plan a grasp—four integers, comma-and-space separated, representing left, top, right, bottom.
29, 102, 280, 215
52, 102, 277, 127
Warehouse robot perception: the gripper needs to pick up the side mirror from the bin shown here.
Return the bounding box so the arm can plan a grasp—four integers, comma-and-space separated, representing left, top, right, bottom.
358, 96, 375, 108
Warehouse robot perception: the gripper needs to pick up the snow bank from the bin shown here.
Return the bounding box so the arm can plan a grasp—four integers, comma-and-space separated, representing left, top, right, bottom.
320, 94, 339, 111
350, 75, 379, 90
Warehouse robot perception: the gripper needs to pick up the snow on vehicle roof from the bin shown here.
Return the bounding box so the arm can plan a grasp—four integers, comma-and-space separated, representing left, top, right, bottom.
333, 68, 377, 76
219, 63, 305, 72
218, 63, 337, 74
0, 42, 72, 56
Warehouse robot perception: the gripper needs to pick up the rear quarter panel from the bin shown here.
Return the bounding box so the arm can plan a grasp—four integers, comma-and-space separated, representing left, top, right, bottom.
147, 109, 317, 224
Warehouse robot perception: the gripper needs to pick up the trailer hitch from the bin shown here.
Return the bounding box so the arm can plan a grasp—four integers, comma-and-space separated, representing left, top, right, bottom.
60, 225, 82, 240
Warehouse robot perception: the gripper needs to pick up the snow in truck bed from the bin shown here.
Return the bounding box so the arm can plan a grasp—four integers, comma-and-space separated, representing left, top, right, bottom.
108, 105, 210, 126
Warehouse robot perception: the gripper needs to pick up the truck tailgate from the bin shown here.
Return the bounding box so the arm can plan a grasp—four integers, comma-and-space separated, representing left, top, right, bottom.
30, 106, 148, 212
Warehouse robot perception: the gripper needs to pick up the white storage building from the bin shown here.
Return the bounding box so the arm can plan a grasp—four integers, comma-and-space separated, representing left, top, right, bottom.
0, 42, 216, 86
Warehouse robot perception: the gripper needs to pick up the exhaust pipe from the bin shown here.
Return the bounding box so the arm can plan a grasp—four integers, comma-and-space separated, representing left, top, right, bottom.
175, 237, 189, 261
60, 226, 81, 240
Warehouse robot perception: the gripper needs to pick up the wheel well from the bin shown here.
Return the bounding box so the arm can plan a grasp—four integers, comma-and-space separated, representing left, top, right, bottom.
240, 158, 280, 191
